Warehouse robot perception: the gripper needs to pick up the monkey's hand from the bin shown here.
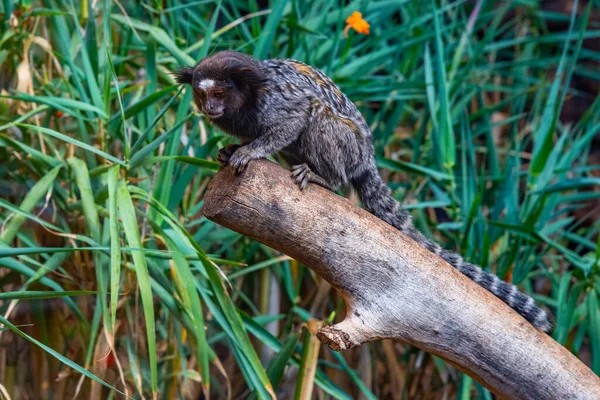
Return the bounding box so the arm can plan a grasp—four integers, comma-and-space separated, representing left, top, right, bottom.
217, 144, 242, 167
228, 120, 304, 175
228, 146, 259, 175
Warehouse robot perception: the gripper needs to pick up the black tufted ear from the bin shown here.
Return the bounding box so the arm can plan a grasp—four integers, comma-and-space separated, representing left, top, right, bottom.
173, 67, 194, 85
194, 51, 266, 93
227, 64, 267, 92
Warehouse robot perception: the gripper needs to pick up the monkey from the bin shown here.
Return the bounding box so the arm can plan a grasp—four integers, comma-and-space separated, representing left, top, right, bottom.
174, 50, 551, 331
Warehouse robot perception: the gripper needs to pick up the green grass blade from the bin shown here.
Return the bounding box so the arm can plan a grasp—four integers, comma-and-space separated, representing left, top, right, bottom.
111, 14, 195, 65
294, 322, 321, 400
130, 86, 184, 154
0, 253, 88, 324
0, 316, 126, 397
128, 185, 274, 397
23, 252, 70, 287
108, 165, 121, 333
163, 232, 210, 395
0, 132, 61, 167
0, 290, 96, 300
199, 0, 222, 59
68, 159, 101, 241
0, 165, 62, 243
529, 0, 584, 177
431, 2, 455, 172
2, 93, 107, 119
128, 115, 194, 169
588, 290, 600, 374
172, 156, 219, 170
117, 180, 157, 396
203, 258, 276, 399
105, 46, 128, 158
68, 158, 108, 331
266, 332, 299, 390
253, 0, 288, 59
17, 124, 126, 166
378, 157, 453, 181
111, 85, 178, 123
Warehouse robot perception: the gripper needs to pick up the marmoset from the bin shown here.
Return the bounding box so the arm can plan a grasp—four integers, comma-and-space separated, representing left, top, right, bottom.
175, 51, 551, 331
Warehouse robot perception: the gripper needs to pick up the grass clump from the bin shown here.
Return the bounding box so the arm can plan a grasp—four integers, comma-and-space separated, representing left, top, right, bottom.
0, 0, 599, 398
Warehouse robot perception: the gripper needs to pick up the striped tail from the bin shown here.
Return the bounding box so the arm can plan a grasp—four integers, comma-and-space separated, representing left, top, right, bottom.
351, 166, 551, 332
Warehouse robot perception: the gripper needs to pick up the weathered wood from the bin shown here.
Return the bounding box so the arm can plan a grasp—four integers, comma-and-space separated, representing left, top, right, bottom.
202, 159, 600, 400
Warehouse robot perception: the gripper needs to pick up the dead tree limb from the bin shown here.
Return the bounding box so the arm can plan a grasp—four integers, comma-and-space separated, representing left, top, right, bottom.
202, 159, 600, 400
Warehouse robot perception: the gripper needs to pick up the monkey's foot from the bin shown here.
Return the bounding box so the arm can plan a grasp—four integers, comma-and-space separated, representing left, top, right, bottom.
217, 144, 242, 167
290, 164, 333, 191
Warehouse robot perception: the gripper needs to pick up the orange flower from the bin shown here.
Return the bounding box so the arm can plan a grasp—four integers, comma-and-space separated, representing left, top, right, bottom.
344, 11, 370, 37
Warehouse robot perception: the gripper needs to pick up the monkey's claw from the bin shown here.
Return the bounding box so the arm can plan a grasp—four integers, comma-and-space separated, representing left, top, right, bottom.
228, 147, 253, 175
217, 144, 242, 167
291, 164, 311, 190
291, 164, 335, 191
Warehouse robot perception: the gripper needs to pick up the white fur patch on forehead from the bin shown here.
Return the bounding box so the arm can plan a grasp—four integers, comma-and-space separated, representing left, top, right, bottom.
197, 79, 215, 90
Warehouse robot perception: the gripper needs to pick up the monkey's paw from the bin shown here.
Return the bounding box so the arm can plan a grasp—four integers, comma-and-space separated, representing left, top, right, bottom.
291, 163, 311, 190
228, 147, 253, 175
217, 144, 242, 167
291, 164, 335, 191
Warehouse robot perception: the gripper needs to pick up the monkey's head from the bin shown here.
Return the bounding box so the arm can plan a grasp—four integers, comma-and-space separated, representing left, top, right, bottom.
174, 51, 266, 120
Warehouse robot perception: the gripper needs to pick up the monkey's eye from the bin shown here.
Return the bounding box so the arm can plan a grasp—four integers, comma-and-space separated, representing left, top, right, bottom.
198, 91, 207, 100
213, 91, 224, 99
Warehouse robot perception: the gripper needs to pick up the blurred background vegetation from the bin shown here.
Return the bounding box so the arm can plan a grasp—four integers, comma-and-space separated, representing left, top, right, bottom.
0, 0, 599, 399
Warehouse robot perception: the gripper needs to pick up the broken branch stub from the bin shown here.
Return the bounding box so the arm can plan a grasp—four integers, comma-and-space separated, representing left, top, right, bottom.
202, 159, 600, 400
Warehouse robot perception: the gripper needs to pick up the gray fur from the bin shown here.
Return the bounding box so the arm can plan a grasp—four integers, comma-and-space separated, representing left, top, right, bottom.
179, 51, 552, 332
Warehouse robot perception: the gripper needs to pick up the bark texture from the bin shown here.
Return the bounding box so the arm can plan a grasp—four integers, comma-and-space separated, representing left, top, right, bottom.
202, 159, 600, 400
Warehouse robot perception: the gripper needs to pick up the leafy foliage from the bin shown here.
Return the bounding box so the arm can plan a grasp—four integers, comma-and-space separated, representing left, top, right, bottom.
0, 0, 599, 398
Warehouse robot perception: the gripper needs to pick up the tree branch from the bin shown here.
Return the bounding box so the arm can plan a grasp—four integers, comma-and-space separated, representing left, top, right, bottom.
202, 159, 600, 400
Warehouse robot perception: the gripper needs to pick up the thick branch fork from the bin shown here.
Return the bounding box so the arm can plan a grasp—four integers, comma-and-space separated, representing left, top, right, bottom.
202, 159, 600, 399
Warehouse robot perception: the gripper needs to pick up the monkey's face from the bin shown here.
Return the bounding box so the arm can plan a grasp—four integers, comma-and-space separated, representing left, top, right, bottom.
192, 77, 249, 120
176, 51, 265, 119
